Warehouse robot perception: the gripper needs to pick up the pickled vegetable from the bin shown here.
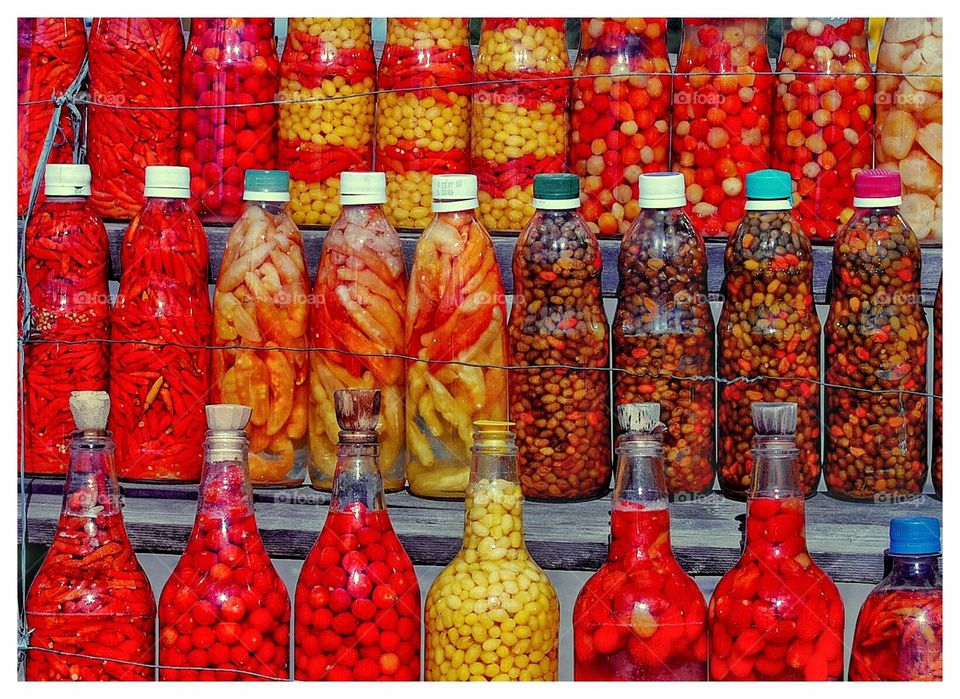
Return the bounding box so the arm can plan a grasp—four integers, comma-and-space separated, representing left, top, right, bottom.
932, 277, 941, 497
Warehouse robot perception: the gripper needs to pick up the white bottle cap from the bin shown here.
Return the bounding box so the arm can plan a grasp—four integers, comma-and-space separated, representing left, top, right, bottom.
639, 172, 686, 209
340, 171, 387, 205
44, 164, 91, 197
432, 174, 479, 213
144, 166, 191, 199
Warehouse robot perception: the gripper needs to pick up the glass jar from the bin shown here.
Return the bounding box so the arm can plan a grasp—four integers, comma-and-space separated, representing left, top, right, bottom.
572, 18, 671, 236
613, 173, 715, 495
158, 404, 291, 680
377, 18, 472, 229
932, 277, 942, 497
773, 18, 874, 240
212, 170, 308, 486
179, 18, 279, 223
849, 517, 942, 681
295, 389, 421, 681
25, 392, 156, 681
280, 18, 376, 227
406, 175, 509, 498
17, 18, 86, 215
473, 18, 571, 232
875, 18, 942, 243
88, 18, 184, 219
824, 169, 928, 500
22, 165, 110, 476
717, 169, 821, 498
509, 173, 610, 500
110, 166, 212, 481
309, 172, 407, 492
573, 403, 707, 680
709, 403, 844, 681
424, 421, 560, 680
673, 18, 775, 236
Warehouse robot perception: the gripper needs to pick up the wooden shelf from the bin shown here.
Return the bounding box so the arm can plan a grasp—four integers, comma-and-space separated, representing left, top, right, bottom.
18, 478, 941, 584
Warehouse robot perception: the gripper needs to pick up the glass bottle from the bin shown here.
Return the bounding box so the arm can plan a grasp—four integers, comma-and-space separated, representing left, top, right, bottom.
179, 18, 279, 223
824, 169, 928, 500
158, 404, 291, 680
25, 391, 156, 681
17, 18, 86, 215
572, 18, 671, 236
110, 166, 212, 481
613, 172, 715, 495
875, 18, 942, 243
472, 18, 571, 232
309, 172, 407, 491
212, 170, 309, 486
717, 169, 821, 498
88, 18, 184, 219
406, 174, 509, 498
22, 165, 110, 476
280, 18, 376, 227
377, 18, 473, 229
849, 516, 942, 681
709, 402, 844, 681
424, 421, 560, 680
295, 389, 421, 680
673, 18, 775, 236
932, 276, 942, 497
509, 173, 610, 500
773, 18, 874, 239
573, 403, 707, 680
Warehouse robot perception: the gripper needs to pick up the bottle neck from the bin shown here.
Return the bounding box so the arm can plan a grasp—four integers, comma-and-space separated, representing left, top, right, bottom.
143, 196, 193, 216
245, 199, 288, 217
462, 431, 525, 554
197, 431, 254, 519
330, 441, 385, 514
748, 435, 803, 500
609, 435, 672, 563
61, 431, 122, 520
886, 553, 942, 589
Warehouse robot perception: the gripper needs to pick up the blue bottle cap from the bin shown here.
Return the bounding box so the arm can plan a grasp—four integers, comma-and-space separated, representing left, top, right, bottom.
745, 169, 793, 205
889, 516, 941, 555
244, 169, 291, 202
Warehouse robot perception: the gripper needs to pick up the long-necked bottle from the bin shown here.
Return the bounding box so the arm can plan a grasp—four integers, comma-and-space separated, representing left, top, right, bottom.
574, 403, 707, 681
158, 404, 291, 680
25, 391, 156, 681
295, 389, 421, 680
424, 421, 560, 680
709, 403, 844, 681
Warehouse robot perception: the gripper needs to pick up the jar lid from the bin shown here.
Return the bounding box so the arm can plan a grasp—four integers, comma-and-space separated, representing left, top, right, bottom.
432, 174, 479, 213
340, 171, 386, 205
745, 169, 793, 211
638, 172, 686, 209
533, 173, 580, 209
854, 169, 902, 207
44, 164, 91, 196
144, 165, 191, 199
244, 169, 290, 202
889, 516, 940, 555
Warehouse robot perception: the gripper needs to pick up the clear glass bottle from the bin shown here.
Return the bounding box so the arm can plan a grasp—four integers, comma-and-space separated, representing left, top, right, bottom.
932, 276, 942, 497
424, 421, 560, 680
295, 389, 421, 680
573, 403, 707, 680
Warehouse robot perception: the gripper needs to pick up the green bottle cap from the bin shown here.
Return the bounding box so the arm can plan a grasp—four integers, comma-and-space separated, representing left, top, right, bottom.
244, 169, 291, 202
745, 169, 793, 211
533, 173, 580, 210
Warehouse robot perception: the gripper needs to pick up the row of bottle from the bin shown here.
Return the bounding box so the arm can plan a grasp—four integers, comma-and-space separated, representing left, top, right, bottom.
21, 162, 940, 502
25, 390, 942, 681
17, 17, 943, 241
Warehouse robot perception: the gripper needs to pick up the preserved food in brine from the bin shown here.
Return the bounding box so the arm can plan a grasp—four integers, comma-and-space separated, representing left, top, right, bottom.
932, 277, 941, 497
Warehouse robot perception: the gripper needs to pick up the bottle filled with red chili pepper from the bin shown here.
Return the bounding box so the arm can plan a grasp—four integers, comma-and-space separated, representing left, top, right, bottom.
377, 18, 472, 229
717, 169, 821, 499
158, 404, 291, 680
26, 391, 156, 681
22, 165, 110, 477
673, 18, 775, 236
473, 18, 571, 232
295, 389, 421, 680
17, 18, 86, 215
180, 18, 279, 223
572, 18, 671, 236
932, 276, 942, 498
613, 172, 715, 496
824, 169, 928, 501
849, 516, 942, 681
709, 402, 844, 681
509, 173, 610, 500
88, 18, 184, 220
573, 402, 707, 680
110, 166, 212, 481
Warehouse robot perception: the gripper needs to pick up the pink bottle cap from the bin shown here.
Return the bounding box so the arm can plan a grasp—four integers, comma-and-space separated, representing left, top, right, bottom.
853, 169, 902, 207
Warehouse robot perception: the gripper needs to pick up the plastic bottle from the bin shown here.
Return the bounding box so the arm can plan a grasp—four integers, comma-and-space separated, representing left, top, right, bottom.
932, 276, 942, 497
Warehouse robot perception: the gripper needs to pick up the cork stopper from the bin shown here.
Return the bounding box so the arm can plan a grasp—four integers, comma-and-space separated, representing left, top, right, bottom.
617, 402, 662, 434
335, 389, 381, 435
752, 402, 798, 436
205, 404, 252, 432
69, 391, 110, 432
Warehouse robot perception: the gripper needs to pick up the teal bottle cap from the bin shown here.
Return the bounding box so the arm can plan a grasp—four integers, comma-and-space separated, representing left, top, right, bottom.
243, 169, 291, 202
533, 173, 580, 210
745, 169, 793, 211
889, 516, 941, 556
